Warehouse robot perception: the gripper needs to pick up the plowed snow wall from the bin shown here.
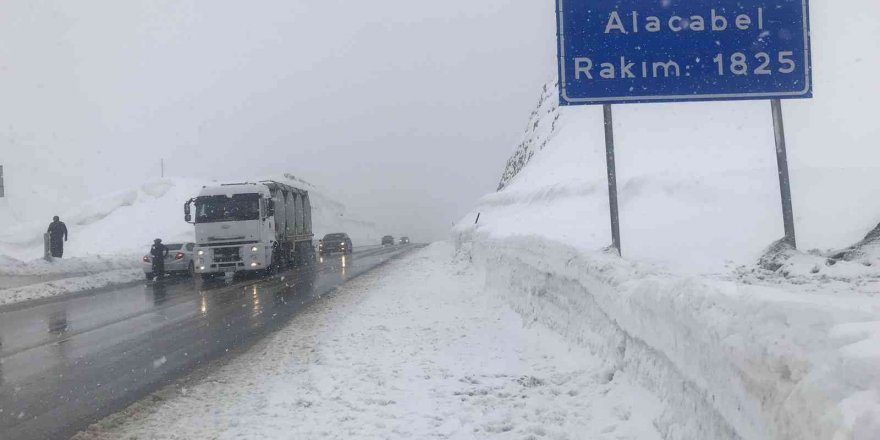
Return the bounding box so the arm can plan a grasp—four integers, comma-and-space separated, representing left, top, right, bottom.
456, 231, 878, 440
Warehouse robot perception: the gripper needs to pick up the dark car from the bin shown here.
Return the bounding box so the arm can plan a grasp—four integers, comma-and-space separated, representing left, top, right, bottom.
382, 235, 395, 246
320, 233, 352, 255
399, 237, 410, 245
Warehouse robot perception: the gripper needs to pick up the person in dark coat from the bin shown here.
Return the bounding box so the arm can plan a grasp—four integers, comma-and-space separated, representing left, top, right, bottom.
47, 216, 68, 258
150, 238, 169, 281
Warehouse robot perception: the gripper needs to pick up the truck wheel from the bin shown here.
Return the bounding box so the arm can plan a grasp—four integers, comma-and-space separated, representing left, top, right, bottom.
283, 245, 293, 269
269, 247, 282, 274
187, 262, 195, 277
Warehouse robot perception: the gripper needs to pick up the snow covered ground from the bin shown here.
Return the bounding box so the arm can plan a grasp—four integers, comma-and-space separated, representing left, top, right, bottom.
0, 174, 384, 305
74, 243, 665, 440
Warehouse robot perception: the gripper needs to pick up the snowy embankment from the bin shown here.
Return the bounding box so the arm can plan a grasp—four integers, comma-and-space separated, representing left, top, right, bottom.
453, 69, 880, 437
456, 232, 880, 439
0, 269, 142, 307
0, 174, 383, 305
75, 243, 664, 440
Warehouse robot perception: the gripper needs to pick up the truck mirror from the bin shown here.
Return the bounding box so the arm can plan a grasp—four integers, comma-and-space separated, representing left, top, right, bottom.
266, 200, 275, 217
184, 199, 194, 223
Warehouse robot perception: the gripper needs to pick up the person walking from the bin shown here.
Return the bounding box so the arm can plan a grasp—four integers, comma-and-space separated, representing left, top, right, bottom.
150, 238, 169, 281
46, 216, 68, 258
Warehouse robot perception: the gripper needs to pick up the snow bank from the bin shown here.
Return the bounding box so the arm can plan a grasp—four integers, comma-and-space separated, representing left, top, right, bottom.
0, 178, 204, 262
0, 254, 139, 277
0, 269, 142, 306
0, 175, 383, 270
455, 231, 880, 440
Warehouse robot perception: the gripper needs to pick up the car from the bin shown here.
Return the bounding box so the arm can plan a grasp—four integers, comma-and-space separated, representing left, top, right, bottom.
142, 242, 196, 279
399, 237, 410, 245
382, 235, 395, 246
319, 232, 353, 255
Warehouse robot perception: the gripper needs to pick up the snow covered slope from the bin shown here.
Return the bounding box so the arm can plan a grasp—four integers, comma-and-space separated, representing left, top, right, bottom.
485, 80, 880, 274
0, 175, 383, 270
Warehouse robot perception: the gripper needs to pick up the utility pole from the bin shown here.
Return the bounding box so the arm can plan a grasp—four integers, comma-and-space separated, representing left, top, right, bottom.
161, 159, 165, 178
0, 165, 5, 198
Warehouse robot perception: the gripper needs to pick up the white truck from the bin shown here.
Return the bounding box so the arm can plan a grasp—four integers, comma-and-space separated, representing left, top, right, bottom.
184, 181, 314, 279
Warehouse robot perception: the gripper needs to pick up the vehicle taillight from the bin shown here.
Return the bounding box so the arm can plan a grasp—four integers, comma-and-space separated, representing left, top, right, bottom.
175, 252, 185, 260
143, 256, 150, 263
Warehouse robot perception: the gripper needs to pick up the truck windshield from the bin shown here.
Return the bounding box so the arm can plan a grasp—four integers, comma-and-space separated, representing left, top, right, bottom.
194, 194, 261, 223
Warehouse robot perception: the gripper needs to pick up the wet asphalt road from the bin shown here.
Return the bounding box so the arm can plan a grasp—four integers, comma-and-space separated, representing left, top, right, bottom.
0, 245, 415, 440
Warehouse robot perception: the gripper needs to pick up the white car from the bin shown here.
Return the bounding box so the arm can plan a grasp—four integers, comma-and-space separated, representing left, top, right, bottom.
142, 242, 196, 279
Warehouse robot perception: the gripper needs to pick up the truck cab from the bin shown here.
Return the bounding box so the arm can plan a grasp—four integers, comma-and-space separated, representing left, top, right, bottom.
185, 181, 313, 278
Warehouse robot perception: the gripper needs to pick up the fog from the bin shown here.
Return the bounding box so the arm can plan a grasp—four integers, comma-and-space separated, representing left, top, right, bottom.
0, 0, 556, 241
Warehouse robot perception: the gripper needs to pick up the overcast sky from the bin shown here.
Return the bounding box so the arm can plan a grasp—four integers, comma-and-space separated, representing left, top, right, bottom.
0, 0, 557, 241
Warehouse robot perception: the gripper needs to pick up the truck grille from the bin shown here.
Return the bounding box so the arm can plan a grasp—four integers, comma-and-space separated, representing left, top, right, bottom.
213, 247, 241, 263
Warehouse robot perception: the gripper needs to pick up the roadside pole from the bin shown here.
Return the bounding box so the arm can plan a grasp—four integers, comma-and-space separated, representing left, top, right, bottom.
0, 165, 5, 198
603, 105, 621, 255
43, 233, 52, 261
771, 99, 797, 248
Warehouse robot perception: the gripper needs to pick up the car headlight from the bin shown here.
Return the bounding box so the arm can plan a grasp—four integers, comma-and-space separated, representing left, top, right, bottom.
251, 246, 259, 252
197, 250, 205, 256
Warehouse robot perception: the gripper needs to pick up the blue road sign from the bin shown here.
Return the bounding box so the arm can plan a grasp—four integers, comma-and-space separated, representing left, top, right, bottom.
556, 0, 812, 105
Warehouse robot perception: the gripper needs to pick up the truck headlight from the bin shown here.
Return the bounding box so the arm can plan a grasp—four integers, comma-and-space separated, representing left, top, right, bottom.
251, 246, 259, 252
197, 250, 205, 256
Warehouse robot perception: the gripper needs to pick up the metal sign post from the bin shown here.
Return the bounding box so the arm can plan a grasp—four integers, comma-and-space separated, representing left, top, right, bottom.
44, 233, 52, 261
556, 0, 812, 255
603, 105, 621, 254
771, 99, 797, 247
